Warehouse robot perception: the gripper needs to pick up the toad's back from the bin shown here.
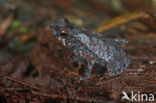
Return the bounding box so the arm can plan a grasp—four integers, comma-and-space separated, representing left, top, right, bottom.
72, 31, 127, 62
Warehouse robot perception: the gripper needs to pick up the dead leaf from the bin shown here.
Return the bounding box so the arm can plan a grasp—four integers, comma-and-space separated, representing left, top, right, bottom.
93, 10, 149, 33
0, 12, 14, 35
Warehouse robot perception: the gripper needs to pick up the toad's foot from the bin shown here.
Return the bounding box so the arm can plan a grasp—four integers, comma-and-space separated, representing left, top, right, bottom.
107, 56, 131, 75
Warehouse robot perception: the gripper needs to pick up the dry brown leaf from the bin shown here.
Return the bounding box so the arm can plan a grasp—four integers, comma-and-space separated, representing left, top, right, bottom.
0, 12, 14, 35
19, 34, 35, 42
93, 10, 149, 33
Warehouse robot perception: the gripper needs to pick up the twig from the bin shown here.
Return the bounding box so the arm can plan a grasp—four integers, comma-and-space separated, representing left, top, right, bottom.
31, 90, 67, 99
3, 75, 40, 91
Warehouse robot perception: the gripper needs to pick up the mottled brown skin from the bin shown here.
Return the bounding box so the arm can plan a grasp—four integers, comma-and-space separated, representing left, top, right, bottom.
50, 18, 131, 80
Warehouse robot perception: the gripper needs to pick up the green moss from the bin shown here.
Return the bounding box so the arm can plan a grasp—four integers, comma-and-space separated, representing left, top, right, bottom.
10, 20, 22, 30
19, 27, 29, 33
9, 40, 37, 54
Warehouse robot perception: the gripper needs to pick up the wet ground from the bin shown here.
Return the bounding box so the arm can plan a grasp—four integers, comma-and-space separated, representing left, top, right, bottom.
0, 0, 156, 103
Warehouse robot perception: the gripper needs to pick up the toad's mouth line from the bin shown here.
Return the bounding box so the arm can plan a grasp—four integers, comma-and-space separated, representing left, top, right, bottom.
58, 37, 67, 47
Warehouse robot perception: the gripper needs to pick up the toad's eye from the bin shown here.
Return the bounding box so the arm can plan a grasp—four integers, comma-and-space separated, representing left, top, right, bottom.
60, 31, 68, 36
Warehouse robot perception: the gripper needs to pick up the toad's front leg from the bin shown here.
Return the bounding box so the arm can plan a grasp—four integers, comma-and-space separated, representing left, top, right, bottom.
79, 53, 95, 81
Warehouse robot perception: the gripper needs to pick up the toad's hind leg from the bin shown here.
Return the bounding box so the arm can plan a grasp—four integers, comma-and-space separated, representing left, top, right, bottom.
107, 56, 131, 75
